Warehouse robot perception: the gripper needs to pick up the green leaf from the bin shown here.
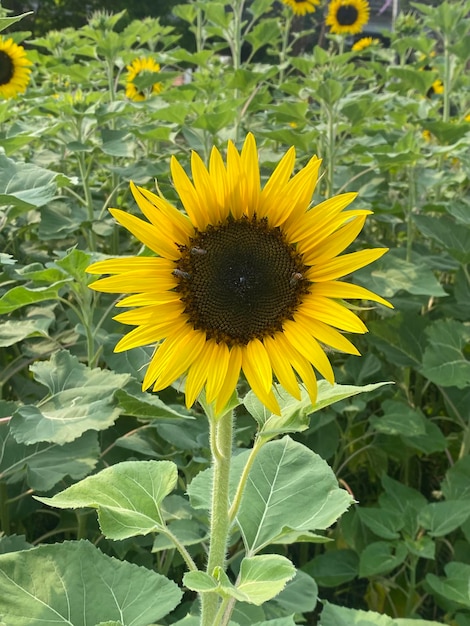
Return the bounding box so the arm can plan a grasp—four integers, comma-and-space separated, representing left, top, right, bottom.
184, 556, 296, 606
10, 350, 130, 445
357, 506, 404, 540
0, 282, 70, 314
387, 66, 437, 94
36, 460, 178, 540
245, 381, 391, 439
0, 425, 99, 491
426, 562, 470, 608
236, 437, 353, 554
233, 555, 296, 605
0, 318, 51, 347
0, 540, 182, 625
418, 501, 470, 537
368, 313, 426, 368
116, 382, 193, 419
266, 570, 318, 615
0, 154, 69, 210
152, 519, 208, 551
358, 541, 408, 577
319, 601, 444, 625
303, 549, 359, 587
38, 202, 89, 240
0, 13, 33, 32
356, 251, 447, 298
370, 400, 426, 438
413, 215, 470, 264
421, 320, 470, 388
441, 456, 470, 501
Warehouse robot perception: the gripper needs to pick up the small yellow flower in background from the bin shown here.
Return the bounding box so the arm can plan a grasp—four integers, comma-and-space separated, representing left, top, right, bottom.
465, 113, 470, 122
0, 37, 32, 99
281, 0, 320, 15
125, 57, 162, 102
326, 0, 370, 35
422, 129, 432, 142
88, 134, 390, 416
352, 36, 379, 52
430, 79, 444, 95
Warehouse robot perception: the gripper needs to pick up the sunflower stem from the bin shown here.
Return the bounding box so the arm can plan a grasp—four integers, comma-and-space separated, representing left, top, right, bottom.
201, 408, 234, 626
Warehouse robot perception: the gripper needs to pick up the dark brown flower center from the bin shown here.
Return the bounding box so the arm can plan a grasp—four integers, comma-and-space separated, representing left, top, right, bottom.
174, 217, 310, 345
337, 5, 359, 25
0, 51, 14, 86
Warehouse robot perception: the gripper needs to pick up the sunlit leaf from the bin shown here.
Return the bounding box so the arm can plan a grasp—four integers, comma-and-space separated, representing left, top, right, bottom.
0, 540, 182, 625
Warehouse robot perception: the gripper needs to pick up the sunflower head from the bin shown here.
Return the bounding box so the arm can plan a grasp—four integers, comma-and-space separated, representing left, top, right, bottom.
326, 0, 370, 36
352, 36, 379, 52
0, 37, 32, 99
281, 0, 320, 16
87, 134, 390, 416
125, 57, 162, 102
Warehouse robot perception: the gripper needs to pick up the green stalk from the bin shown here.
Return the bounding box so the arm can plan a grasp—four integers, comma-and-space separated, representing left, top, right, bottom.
406, 165, 416, 263
278, 11, 293, 86
442, 34, 451, 123
200, 409, 234, 626
0, 482, 10, 534
228, 435, 264, 522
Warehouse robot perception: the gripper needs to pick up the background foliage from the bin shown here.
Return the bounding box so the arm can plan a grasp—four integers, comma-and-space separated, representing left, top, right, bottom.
1, 0, 470, 624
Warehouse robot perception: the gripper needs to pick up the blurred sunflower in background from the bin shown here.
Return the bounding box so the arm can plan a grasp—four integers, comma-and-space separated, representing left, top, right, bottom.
326, 0, 370, 35
0, 36, 32, 99
281, 0, 320, 15
125, 57, 162, 102
88, 134, 390, 416
352, 36, 379, 52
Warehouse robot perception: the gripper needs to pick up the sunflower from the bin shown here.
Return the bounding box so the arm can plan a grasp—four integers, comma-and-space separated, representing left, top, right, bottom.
0, 37, 32, 99
352, 36, 379, 52
430, 78, 444, 95
326, 0, 370, 35
88, 134, 390, 416
281, 0, 320, 16
125, 57, 162, 102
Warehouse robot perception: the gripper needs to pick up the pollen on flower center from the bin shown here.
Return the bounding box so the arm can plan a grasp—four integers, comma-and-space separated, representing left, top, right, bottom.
174, 216, 310, 345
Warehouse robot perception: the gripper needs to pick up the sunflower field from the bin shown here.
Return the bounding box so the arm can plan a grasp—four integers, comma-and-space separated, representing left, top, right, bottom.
1, 0, 470, 625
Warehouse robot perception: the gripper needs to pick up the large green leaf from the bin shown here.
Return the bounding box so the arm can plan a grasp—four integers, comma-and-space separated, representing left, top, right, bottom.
359, 541, 408, 577
0, 282, 71, 314
184, 555, 296, 606
426, 562, 470, 608
319, 601, 444, 625
10, 350, 130, 445
236, 437, 353, 554
421, 320, 470, 388
413, 215, 470, 264
0, 154, 70, 210
36, 460, 178, 540
0, 425, 99, 491
0, 317, 52, 347
0, 540, 182, 625
418, 501, 470, 537
244, 381, 391, 439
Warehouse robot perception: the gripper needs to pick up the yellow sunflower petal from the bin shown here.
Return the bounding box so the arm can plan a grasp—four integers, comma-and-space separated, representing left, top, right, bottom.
205, 341, 231, 404
87, 257, 174, 275
241, 339, 280, 415
185, 342, 215, 408
301, 295, 368, 333
191, 151, 221, 225
208, 146, 228, 223
298, 209, 369, 256
294, 312, 361, 355
116, 292, 181, 307
226, 140, 244, 219
114, 318, 186, 352
285, 192, 357, 243
272, 332, 318, 405
310, 280, 393, 308
215, 345, 243, 415
258, 146, 296, 220
170, 156, 208, 230
263, 335, 301, 400
89, 269, 177, 293
304, 213, 370, 265
306, 248, 388, 282
152, 329, 207, 393
113, 298, 184, 324
109, 209, 180, 260
130, 182, 193, 241
240, 133, 260, 218
283, 319, 335, 384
